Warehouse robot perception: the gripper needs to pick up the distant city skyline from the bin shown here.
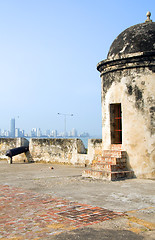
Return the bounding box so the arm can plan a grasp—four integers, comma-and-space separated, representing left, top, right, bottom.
0, 118, 90, 138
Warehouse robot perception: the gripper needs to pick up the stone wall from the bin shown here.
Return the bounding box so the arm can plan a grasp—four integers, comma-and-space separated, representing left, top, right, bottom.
29, 138, 87, 165
29, 138, 103, 166
0, 138, 29, 162
73, 139, 102, 166
87, 139, 102, 164
0, 137, 102, 166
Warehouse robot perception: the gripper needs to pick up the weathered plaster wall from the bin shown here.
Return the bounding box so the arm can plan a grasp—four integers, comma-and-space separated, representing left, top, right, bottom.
101, 66, 155, 178
29, 138, 87, 165
29, 138, 103, 166
87, 139, 102, 164
0, 138, 29, 162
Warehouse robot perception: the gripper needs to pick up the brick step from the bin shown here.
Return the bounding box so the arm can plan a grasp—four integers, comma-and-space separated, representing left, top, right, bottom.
82, 169, 134, 181
102, 150, 127, 158
92, 163, 127, 172
98, 157, 126, 165
82, 169, 111, 180
110, 144, 123, 151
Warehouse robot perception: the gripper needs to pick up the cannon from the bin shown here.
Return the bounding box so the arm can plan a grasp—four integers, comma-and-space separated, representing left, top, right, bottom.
6, 146, 29, 164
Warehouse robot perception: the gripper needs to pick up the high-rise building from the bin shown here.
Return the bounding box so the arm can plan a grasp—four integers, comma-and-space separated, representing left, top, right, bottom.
21, 130, 25, 137
71, 128, 77, 137
37, 128, 41, 137
31, 128, 37, 137
51, 130, 57, 137
10, 118, 15, 137
15, 128, 20, 137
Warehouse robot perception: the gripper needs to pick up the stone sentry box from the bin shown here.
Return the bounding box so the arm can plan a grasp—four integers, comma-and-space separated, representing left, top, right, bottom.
97, 12, 155, 179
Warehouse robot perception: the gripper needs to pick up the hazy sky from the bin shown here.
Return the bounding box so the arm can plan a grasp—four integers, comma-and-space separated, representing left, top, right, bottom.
0, 0, 154, 136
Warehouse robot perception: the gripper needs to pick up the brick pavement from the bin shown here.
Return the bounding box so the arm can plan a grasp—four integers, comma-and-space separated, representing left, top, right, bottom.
0, 185, 125, 239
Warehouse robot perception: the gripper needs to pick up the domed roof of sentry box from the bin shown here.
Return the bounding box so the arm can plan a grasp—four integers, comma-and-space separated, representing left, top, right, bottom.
107, 12, 155, 60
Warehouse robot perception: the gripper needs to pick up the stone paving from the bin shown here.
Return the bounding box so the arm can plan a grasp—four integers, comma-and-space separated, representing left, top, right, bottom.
0, 185, 125, 239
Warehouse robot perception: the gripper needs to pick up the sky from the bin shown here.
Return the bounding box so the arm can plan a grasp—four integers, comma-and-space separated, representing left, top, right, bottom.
0, 0, 154, 136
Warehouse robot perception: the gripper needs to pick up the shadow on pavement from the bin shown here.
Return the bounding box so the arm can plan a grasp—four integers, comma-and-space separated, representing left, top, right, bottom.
52, 227, 144, 240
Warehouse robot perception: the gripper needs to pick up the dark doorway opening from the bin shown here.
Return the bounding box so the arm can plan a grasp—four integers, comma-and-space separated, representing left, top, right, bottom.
110, 104, 122, 144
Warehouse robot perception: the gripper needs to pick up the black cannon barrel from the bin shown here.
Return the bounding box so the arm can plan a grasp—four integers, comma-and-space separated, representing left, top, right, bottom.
6, 146, 29, 158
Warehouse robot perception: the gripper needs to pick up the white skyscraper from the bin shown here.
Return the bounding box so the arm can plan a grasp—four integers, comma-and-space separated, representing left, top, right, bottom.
37, 128, 41, 137
15, 128, 20, 137
72, 128, 77, 137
